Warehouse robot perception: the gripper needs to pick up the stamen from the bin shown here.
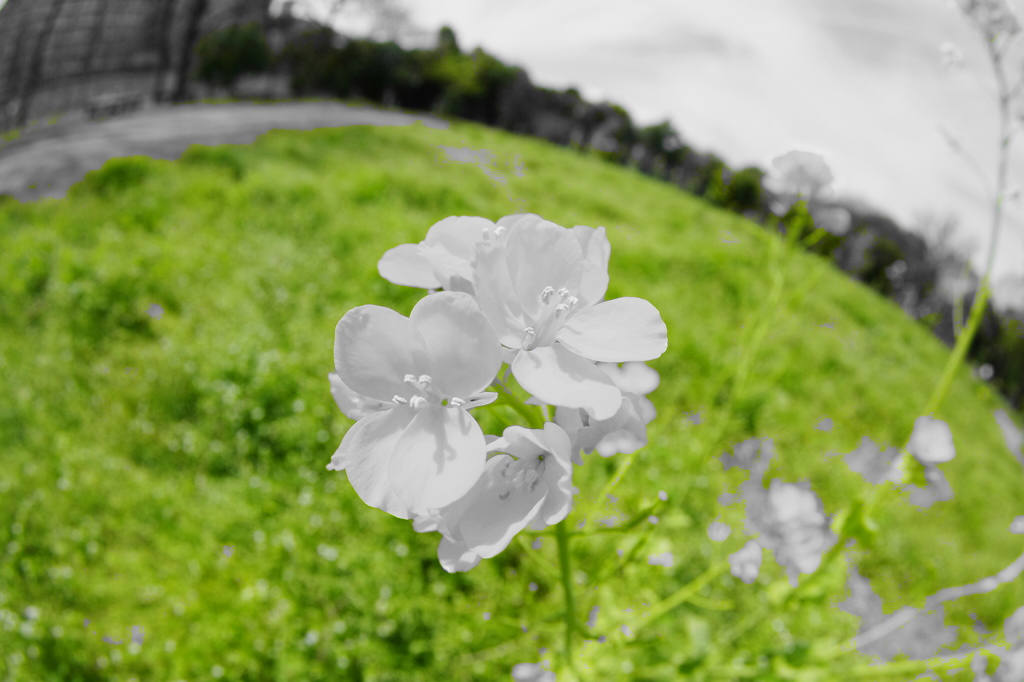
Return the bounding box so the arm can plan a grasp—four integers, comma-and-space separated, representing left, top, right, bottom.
522, 327, 536, 350
494, 226, 507, 239
418, 374, 432, 386
409, 395, 428, 409
449, 397, 465, 408
557, 287, 570, 298
540, 286, 555, 303
566, 296, 579, 309
392, 395, 409, 405
403, 374, 417, 384
554, 303, 569, 314
524, 469, 539, 485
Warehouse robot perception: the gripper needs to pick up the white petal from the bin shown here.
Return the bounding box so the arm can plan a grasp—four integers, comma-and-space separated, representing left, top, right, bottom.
571, 224, 611, 308
410, 291, 502, 399
334, 305, 430, 402
377, 243, 442, 289
328, 408, 415, 519
472, 240, 527, 347
388, 405, 487, 514
505, 219, 583, 321
328, 371, 390, 421
438, 536, 483, 573
512, 343, 621, 421
908, 416, 956, 463
557, 297, 668, 362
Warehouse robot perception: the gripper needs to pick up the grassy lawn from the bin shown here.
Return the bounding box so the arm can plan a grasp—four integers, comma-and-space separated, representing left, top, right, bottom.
0, 117, 1022, 681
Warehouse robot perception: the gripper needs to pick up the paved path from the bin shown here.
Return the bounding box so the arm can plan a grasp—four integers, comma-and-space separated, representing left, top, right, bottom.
0, 101, 449, 203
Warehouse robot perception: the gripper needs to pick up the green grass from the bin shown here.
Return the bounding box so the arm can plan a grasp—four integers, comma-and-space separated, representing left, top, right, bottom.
1, 117, 1022, 681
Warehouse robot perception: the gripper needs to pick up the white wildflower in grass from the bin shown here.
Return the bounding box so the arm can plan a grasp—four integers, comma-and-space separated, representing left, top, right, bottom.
554, 361, 659, 464
413, 423, 574, 572
511, 661, 557, 681
729, 539, 763, 584
327, 291, 502, 518
746, 480, 836, 584
841, 436, 902, 485
472, 216, 667, 420
907, 416, 956, 464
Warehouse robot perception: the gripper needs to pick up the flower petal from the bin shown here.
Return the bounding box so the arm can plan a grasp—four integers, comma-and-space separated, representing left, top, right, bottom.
532, 422, 574, 528
472, 240, 527, 347
388, 405, 487, 514
425, 216, 495, 263
328, 372, 391, 421
327, 408, 415, 519
377, 243, 442, 289
334, 305, 431, 402
557, 297, 668, 362
572, 225, 611, 308
410, 291, 502, 399
437, 537, 483, 573
451, 454, 547, 559
505, 220, 583, 322
512, 343, 621, 420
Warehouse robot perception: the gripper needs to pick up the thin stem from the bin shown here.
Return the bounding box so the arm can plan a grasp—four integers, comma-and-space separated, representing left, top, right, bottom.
626, 560, 730, 636
555, 521, 579, 677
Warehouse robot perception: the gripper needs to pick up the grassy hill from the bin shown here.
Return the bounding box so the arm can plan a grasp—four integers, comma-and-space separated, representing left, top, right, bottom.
1, 116, 1022, 681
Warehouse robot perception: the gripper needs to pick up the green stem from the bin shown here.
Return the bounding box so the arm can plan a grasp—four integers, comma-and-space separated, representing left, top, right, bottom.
555, 521, 579, 676
627, 560, 730, 636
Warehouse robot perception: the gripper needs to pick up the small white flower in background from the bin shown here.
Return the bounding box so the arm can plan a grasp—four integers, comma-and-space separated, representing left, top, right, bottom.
766, 150, 834, 202
842, 436, 902, 485
940, 41, 966, 69
707, 520, 732, 542
908, 416, 956, 464
994, 409, 1023, 460
648, 551, 675, 568
808, 204, 852, 236
1009, 516, 1024, 534
511, 662, 556, 681
746, 480, 835, 584
473, 216, 667, 421
327, 291, 502, 519
414, 423, 574, 573
729, 540, 763, 584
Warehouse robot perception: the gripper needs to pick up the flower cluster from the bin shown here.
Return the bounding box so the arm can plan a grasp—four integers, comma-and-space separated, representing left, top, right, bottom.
329, 214, 668, 571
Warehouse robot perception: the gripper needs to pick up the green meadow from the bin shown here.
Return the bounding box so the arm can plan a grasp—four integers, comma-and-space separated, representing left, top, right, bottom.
1, 117, 1022, 680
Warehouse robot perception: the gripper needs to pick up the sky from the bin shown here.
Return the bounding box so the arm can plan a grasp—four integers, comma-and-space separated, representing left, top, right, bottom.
286, 0, 1024, 310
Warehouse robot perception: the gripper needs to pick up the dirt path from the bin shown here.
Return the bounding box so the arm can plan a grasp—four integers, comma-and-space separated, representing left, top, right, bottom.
0, 101, 449, 203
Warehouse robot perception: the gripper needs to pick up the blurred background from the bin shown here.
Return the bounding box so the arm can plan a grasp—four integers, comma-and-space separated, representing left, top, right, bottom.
0, 0, 1021, 404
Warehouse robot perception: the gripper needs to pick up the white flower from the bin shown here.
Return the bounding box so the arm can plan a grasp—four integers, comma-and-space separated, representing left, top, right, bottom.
473, 218, 667, 420
908, 416, 956, 464
377, 216, 497, 293
766, 150, 834, 201
729, 540, 763, 584
554, 362, 659, 464
327, 292, 502, 518
746, 480, 835, 583
414, 423, 574, 572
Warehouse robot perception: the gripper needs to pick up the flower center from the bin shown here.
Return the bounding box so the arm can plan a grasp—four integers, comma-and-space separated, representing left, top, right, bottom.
521, 286, 579, 350
390, 374, 464, 409
496, 453, 547, 500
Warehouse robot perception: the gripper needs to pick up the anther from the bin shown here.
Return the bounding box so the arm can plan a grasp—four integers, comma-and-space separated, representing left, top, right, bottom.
409, 395, 428, 409
494, 226, 507, 239
418, 374, 432, 385
566, 296, 579, 308
449, 397, 465, 408
522, 327, 536, 350
392, 395, 409, 405
557, 287, 570, 298
554, 303, 569, 314
403, 374, 418, 384
540, 286, 555, 303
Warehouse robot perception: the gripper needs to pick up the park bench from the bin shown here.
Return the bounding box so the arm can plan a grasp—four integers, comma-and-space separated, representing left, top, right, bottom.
85, 92, 144, 120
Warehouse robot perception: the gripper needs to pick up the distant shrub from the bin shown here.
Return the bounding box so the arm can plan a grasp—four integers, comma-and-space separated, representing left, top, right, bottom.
195, 22, 271, 89
72, 156, 154, 199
